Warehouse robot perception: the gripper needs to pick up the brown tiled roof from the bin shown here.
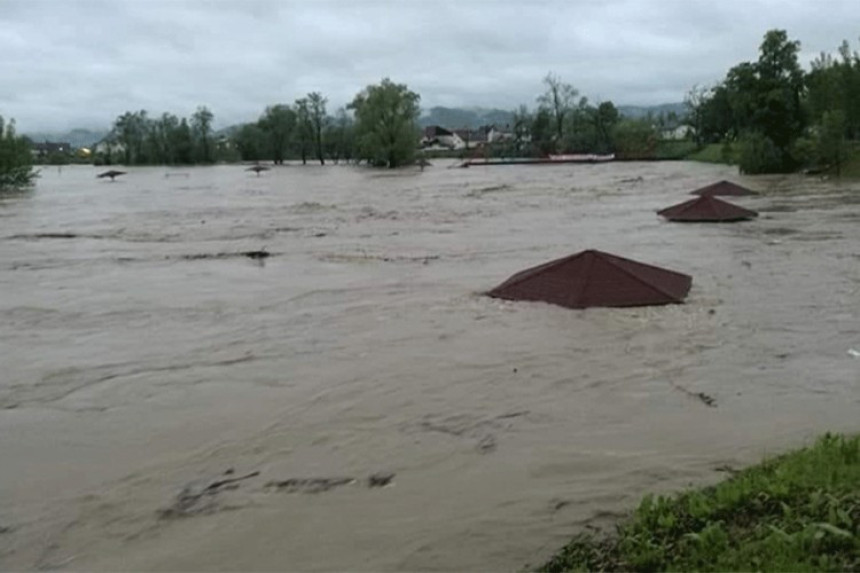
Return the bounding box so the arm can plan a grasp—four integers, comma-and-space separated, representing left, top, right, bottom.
659, 195, 758, 222
487, 250, 692, 309
690, 180, 757, 197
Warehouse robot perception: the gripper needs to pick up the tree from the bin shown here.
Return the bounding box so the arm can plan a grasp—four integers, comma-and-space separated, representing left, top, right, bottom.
323, 107, 355, 164
537, 72, 579, 149
258, 105, 296, 164
172, 118, 193, 164
511, 104, 532, 155
349, 78, 420, 168
113, 110, 147, 164
294, 98, 313, 165
191, 106, 214, 163
612, 119, 657, 159
685, 85, 709, 146
0, 116, 37, 190
307, 92, 328, 165
593, 101, 619, 153
816, 110, 849, 176
235, 123, 268, 162
530, 108, 554, 156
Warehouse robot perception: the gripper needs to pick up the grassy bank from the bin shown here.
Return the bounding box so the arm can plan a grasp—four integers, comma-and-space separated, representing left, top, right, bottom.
686, 142, 738, 165
540, 434, 860, 572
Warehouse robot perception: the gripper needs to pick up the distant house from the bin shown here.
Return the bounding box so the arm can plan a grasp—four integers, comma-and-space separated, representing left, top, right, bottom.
660, 125, 693, 141
486, 125, 513, 144
93, 138, 125, 158
421, 126, 465, 150
452, 128, 487, 149
31, 141, 71, 158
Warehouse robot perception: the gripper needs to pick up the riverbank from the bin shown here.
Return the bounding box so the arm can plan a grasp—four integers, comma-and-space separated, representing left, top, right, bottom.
540, 433, 860, 572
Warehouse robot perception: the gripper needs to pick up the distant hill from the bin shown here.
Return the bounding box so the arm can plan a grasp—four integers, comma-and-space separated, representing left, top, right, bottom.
23, 128, 109, 148
617, 102, 687, 120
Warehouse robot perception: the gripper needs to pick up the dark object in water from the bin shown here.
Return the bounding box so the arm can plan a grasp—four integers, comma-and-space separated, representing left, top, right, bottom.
265, 477, 356, 494
658, 195, 758, 222
690, 180, 757, 197
97, 170, 126, 181
367, 472, 395, 488
487, 249, 692, 309
244, 250, 269, 260
158, 470, 260, 519
246, 165, 270, 176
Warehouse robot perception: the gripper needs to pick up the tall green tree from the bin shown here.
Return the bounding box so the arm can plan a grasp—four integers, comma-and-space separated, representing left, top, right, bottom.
349, 78, 420, 168
512, 104, 532, 155
113, 110, 147, 165
307, 92, 328, 165
294, 98, 313, 165
612, 119, 657, 159
235, 123, 268, 162
0, 116, 37, 190
323, 107, 355, 164
258, 104, 296, 164
191, 106, 214, 163
537, 72, 579, 150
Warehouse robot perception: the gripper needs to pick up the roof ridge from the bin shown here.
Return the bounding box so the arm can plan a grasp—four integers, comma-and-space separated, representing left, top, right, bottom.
596, 251, 688, 302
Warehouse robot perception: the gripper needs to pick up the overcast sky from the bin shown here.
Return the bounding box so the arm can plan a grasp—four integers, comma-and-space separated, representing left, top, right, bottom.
2, 0, 859, 133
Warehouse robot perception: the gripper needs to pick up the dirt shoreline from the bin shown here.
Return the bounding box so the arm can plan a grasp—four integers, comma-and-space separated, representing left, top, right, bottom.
1, 163, 858, 570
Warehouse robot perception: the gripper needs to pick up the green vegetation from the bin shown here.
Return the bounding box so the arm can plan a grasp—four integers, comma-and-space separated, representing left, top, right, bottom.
687, 142, 738, 165
540, 434, 860, 572
349, 78, 421, 168
0, 115, 37, 190
689, 30, 860, 174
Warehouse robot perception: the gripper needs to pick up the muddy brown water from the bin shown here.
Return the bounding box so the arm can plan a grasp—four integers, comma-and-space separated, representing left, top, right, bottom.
1, 162, 859, 571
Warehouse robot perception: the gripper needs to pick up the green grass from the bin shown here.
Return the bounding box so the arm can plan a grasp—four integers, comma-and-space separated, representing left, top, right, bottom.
539, 434, 860, 572
655, 141, 699, 160
686, 142, 738, 165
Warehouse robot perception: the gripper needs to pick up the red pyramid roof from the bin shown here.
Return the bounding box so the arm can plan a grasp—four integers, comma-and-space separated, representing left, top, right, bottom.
658, 195, 758, 222
690, 180, 757, 197
487, 250, 692, 309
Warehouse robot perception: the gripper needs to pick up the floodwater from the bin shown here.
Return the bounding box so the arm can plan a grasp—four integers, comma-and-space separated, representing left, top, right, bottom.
1, 162, 858, 571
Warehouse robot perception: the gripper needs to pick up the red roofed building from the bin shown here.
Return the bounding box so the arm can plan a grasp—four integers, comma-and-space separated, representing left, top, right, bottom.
658, 195, 758, 222
487, 250, 692, 309
690, 180, 757, 197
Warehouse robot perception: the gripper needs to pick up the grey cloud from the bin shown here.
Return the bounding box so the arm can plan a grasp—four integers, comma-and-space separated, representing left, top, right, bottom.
2, 0, 860, 132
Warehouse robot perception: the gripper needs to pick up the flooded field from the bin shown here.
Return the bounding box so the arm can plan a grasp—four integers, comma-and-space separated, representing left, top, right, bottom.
1, 162, 858, 570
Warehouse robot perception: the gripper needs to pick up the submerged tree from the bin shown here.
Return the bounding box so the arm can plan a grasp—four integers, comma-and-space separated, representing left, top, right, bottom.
258, 104, 296, 164
349, 78, 420, 168
307, 92, 328, 165
537, 72, 579, 149
0, 116, 37, 190
294, 98, 313, 165
191, 106, 214, 163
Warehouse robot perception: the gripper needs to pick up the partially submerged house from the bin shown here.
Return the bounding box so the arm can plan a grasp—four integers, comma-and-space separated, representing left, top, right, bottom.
658, 195, 758, 222
487, 249, 692, 309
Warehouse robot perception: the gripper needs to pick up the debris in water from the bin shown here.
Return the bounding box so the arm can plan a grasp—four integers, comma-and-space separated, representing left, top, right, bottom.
367, 473, 396, 488
158, 470, 259, 519
848, 349, 860, 358
246, 165, 270, 176
265, 477, 356, 494
97, 170, 126, 181
668, 380, 717, 408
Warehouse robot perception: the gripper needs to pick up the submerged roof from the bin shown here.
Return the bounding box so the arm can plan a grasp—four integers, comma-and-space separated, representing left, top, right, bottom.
658, 195, 758, 222
486, 249, 692, 309
690, 180, 757, 197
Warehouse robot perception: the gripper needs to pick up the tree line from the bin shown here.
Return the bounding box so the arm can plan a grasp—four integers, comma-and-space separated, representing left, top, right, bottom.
98, 79, 422, 169
686, 29, 860, 174
490, 73, 660, 160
